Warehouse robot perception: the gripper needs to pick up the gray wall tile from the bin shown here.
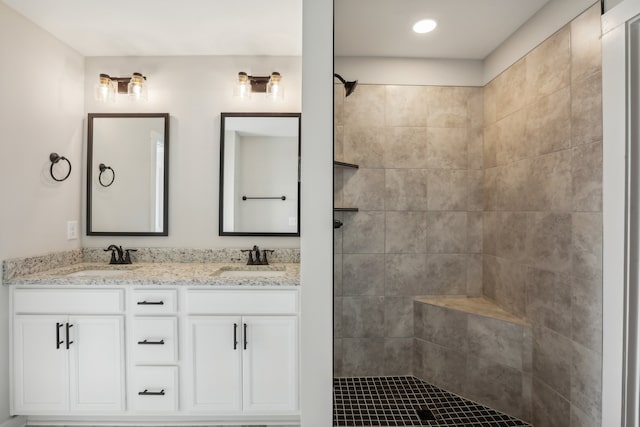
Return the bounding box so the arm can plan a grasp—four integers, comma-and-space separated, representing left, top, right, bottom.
343, 211, 385, 254
571, 71, 602, 147
384, 297, 414, 337
342, 254, 385, 296
524, 26, 571, 101
426, 212, 467, 253
426, 127, 468, 169
570, 4, 602, 84
427, 170, 468, 211
525, 86, 571, 156
414, 339, 466, 395
424, 254, 468, 295
466, 356, 526, 420
385, 85, 428, 127
571, 341, 602, 421
572, 141, 602, 212
344, 85, 385, 127
385, 169, 428, 211
384, 127, 429, 168
532, 378, 571, 427
418, 303, 468, 351
526, 268, 572, 337
385, 253, 426, 296
385, 212, 427, 253
384, 338, 414, 375
342, 296, 385, 338
343, 168, 385, 211
467, 315, 524, 370
533, 326, 572, 398
342, 338, 385, 377
426, 86, 470, 128
344, 125, 385, 168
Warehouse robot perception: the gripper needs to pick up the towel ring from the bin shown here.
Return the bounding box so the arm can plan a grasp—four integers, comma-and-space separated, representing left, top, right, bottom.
49, 153, 71, 182
98, 163, 115, 187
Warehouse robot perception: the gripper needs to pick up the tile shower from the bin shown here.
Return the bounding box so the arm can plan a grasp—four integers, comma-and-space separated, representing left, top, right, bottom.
333, 4, 602, 427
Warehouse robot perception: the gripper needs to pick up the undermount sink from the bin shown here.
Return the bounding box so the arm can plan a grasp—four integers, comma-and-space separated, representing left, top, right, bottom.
217, 266, 287, 278
64, 269, 132, 278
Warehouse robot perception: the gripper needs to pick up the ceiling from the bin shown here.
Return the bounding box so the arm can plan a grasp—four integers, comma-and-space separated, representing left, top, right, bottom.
3, 0, 549, 60
335, 0, 550, 59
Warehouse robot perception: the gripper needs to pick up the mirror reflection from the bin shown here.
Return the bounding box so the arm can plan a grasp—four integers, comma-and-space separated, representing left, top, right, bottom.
219, 113, 300, 236
87, 113, 169, 236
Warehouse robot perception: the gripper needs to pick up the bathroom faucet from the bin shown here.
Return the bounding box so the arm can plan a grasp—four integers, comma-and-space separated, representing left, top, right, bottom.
104, 244, 137, 264
241, 245, 274, 265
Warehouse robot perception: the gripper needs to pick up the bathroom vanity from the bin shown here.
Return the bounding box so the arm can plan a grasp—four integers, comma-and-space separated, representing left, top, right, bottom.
6, 262, 300, 425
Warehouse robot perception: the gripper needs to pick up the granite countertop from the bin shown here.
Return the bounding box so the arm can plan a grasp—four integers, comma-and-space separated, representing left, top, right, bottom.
5, 262, 300, 287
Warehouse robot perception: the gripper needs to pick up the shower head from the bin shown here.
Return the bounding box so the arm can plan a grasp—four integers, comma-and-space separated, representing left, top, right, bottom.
334, 73, 358, 97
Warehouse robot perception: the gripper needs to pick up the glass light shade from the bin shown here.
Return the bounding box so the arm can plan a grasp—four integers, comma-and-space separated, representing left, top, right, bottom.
95, 74, 116, 103
127, 72, 148, 101
266, 72, 284, 101
234, 72, 252, 99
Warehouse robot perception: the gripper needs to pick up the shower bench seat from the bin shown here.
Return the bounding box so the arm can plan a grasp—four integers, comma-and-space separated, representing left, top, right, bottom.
413, 296, 533, 423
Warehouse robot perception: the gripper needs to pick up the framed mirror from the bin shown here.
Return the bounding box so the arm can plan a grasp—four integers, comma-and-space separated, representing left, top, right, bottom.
219, 112, 301, 236
87, 113, 169, 236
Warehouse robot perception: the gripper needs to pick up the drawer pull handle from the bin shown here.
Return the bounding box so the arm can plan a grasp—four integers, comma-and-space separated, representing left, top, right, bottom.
243, 323, 248, 350
137, 339, 165, 345
233, 323, 238, 350
137, 300, 164, 305
56, 322, 64, 349
65, 323, 74, 349
138, 389, 165, 396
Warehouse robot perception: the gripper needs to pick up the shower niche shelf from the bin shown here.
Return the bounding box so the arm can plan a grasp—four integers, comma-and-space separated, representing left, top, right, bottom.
333, 160, 359, 169
334, 160, 359, 229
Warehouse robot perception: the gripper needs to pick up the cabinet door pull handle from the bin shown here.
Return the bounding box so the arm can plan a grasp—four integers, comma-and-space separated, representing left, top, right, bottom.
56, 322, 64, 349
137, 339, 165, 345
137, 300, 164, 305
243, 323, 248, 350
233, 323, 238, 350
138, 389, 165, 396
65, 323, 74, 349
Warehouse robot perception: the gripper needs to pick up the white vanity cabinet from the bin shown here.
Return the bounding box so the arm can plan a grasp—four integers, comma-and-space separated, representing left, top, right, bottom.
12, 289, 125, 414
186, 289, 299, 414
10, 284, 300, 423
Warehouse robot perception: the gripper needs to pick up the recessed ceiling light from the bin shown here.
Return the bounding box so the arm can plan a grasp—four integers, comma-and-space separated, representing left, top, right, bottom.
413, 19, 437, 34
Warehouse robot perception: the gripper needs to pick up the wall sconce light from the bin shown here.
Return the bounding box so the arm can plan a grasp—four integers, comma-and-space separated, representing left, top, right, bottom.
95, 72, 148, 102
234, 71, 284, 100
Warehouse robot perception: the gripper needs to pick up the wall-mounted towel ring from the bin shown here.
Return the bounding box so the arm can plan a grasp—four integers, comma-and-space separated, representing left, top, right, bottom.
98, 163, 115, 187
49, 153, 71, 182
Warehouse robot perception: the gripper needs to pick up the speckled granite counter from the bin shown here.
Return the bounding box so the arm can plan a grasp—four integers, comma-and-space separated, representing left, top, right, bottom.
5, 262, 300, 287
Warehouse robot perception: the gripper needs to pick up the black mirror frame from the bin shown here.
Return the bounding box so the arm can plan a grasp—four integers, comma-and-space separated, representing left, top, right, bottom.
219, 112, 301, 237
86, 113, 170, 236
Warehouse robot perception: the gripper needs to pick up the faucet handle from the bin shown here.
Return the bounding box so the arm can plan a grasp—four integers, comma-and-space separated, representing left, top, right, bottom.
241, 249, 255, 265
123, 249, 138, 264
262, 249, 275, 265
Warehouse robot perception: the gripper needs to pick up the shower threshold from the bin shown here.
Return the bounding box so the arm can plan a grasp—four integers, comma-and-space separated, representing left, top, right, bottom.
333, 376, 531, 427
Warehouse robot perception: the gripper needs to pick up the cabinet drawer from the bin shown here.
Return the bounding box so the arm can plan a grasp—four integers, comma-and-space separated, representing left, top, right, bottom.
186, 290, 298, 315
131, 290, 177, 314
133, 317, 178, 364
132, 366, 179, 412
13, 288, 124, 313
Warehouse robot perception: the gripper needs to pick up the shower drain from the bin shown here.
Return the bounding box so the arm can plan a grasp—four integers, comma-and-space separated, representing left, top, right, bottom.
416, 408, 437, 422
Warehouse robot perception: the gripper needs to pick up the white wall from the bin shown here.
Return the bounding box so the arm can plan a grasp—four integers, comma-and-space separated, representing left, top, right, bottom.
335, 1, 599, 88
334, 57, 484, 86
300, 0, 334, 424
83, 56, 302, 248
0, 2, 85, 423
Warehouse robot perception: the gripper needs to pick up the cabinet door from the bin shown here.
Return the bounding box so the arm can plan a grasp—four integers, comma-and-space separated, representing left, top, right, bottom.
242, 316, 298, 412
68, 316, 124, 412
188, 316, 242, 412
13, 315, 69, 413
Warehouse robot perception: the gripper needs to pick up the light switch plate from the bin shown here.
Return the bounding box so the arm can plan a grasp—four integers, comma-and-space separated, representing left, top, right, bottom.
67, 220, 78, 240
